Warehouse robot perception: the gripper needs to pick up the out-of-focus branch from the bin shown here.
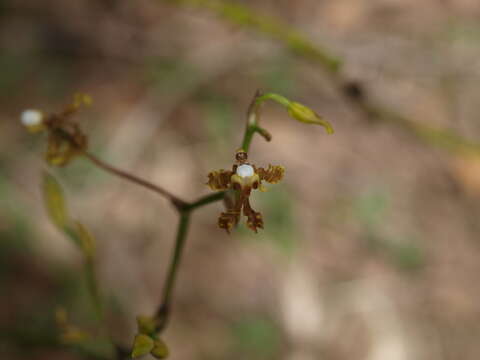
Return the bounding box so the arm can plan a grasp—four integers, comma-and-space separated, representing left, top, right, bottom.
162, 0, 480, 156
83, 151, 189, 211
161, 0, 341, 73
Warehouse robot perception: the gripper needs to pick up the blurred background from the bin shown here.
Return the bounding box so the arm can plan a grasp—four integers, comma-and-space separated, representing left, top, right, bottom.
2, 0, 480, 359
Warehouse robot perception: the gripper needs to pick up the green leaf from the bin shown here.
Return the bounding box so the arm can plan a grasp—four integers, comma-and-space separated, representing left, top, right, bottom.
73, 221, 96, 259
231, 316, 280, 359
42, 172, 69, 229
151, 339, 169, 359
131, 334, 154, 358
388, 241, 425, 272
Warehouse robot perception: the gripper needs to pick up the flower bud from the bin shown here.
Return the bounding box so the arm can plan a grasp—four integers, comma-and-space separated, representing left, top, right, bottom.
287, 102, 334, 134
151, 339, 169, 359
131, 334, 154, 358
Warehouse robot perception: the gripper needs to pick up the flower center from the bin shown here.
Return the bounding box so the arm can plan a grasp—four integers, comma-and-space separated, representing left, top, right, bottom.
236, 164, 254, 178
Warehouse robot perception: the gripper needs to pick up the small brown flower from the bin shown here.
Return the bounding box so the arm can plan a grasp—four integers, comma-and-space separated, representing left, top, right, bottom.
21, 94, 91, 166
207, 149, 285, 233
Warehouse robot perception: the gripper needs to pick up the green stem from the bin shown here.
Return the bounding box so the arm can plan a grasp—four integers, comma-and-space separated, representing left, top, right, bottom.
155, 212, 191, 332
154, 192, 227, 332
255, 93, 290, 107
241, 91, 289, 152
241, 125, 258, 153
187, 191, 226, 211
85, 258, 103, 321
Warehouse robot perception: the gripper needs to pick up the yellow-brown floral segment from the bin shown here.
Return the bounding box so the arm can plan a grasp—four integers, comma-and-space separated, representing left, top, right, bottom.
206, 150, 284, 233
21, 94, 91, 166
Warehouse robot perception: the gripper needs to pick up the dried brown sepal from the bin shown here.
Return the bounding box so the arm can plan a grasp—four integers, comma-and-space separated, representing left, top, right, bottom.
243, 198, 263, 233
30, 94, 91, 167
59, 93, 92, 118
45, 134, 75, 166
207, 170, 232, 190
218, 210, 240, 233
45, 126, 87, 166
257, 165, 285, 184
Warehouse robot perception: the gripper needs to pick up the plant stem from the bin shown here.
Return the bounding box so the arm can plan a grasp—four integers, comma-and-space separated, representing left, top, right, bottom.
83, 151, 188, 211
85, 257, 103, 320
154, 192, 228, 332
241, 125, 257, 153
187, 191, 226, 211
241, 91, 291, 152
155, 212, 191, 332
241, 91, 267, 152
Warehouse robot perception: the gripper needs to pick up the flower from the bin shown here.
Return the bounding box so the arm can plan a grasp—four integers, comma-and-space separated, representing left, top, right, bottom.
207, 149, 285, 233
21, 94, 91, 166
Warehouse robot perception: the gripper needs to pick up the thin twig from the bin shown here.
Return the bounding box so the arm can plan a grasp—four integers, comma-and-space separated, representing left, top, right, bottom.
241, 90, 272, 152
83, 151, 188, 211
187, 191, 227, 211
155, 212, 191, 332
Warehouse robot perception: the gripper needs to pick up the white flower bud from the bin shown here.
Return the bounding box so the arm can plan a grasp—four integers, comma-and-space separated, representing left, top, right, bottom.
236, 164, 254, 178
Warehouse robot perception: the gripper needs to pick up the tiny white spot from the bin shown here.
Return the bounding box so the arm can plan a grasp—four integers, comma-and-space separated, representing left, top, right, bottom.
236, 164, 254, 178
21, 109, 43, 126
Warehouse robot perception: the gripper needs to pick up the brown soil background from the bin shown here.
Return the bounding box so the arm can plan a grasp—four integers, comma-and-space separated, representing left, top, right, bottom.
2, 1, 480, 359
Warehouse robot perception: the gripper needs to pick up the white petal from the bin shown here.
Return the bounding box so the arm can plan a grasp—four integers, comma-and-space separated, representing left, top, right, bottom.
236, 164, 254, 178
21, 109, 43, 126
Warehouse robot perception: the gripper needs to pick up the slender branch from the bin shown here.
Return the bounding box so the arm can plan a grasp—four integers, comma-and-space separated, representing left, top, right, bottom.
241, 90, 273, 152
186, 191, 226, 211
84, 257, 103, 320
155, 212, 191, 332
161, 0, 341, 72
153, 192, 226, 333
82, 151, 188, 211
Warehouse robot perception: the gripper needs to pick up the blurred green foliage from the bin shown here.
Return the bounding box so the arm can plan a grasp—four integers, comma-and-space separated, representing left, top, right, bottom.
260, 188, 296, 255
353, 189, 425, 272
0, 54, 30, 97
145, 57, 201, 95
198, 92, 235, 150
0, 177, 99, 357
259, 57, 295, 96
239, 188, 296, 255
231, 316, 281, 360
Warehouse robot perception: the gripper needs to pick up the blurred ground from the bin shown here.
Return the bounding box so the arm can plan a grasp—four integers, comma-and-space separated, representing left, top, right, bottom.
2, 0, 480, 359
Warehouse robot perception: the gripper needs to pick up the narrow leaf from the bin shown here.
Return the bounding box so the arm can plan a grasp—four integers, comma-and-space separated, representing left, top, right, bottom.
42, 172, 69, 229
73, 221, 96, 259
